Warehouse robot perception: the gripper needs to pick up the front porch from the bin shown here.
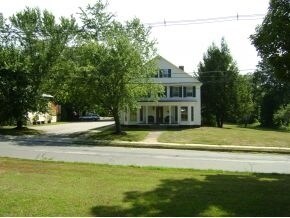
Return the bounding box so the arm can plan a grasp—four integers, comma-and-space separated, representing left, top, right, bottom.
121, 102, 199, 126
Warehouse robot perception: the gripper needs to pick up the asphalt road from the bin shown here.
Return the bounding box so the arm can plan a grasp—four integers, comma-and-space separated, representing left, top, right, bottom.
30, 120, 114, 135
1, 138, 290, 174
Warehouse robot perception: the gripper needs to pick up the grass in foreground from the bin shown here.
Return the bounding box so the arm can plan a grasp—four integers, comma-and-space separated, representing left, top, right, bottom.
87, 126, 149, 142
0, 127, 43, 135
158, 124, 290, 147
0, 157, 290, 216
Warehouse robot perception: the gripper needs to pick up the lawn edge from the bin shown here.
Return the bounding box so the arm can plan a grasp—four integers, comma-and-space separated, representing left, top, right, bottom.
35, 137, 290, 154
90, 140, 290, 154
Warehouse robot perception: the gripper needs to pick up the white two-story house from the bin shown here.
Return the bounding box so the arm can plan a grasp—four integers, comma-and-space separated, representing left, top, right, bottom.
120, 56, 202, 126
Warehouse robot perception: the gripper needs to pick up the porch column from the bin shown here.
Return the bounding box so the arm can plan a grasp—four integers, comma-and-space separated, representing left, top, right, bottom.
124, 110, 126, 124
182, 86, 184, 98
169, 106, 171, 124
188, 106, 190, 123
137, 107, 140, 124
177, 106, 180, 124
145, 106, 148, 124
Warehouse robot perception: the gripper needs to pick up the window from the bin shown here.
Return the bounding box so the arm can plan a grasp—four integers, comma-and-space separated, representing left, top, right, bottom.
130, 110, 137, 122
181, 106, 188, 121
140, 107, 144, 122
191, 106, 194, 121
183, 86, 196, 97
170, 86, 182, 97
159, 69, 171, 78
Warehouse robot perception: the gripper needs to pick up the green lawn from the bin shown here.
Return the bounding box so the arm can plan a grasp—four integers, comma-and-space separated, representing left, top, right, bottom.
0, 127, 43, 135
0, 158, 290, 216
87, 126, 149, 142
158, 124, 290, 147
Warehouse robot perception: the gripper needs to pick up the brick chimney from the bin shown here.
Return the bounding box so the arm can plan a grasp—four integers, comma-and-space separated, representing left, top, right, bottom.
179, 66, 184, 71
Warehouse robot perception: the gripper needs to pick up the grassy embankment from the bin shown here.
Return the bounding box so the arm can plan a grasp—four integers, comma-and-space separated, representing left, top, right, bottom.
0, 157, 290, 216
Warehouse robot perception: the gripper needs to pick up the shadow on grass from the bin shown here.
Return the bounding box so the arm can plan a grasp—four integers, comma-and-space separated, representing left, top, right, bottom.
234, 122, 289, 133
87, 126, 149, 142
0, 127, 43, 136
91, 173, 290, 217
245, 125, 290, 133
68, 124, 115, 138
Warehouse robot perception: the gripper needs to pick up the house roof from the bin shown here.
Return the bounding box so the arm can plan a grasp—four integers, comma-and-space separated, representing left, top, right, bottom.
155, 55, 202, 84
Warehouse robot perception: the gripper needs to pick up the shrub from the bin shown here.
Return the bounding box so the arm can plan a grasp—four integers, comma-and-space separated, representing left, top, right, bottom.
274, 104, 290, 128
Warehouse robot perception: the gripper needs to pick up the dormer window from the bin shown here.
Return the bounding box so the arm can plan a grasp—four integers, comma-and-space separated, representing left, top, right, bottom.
159, 69, 171, 78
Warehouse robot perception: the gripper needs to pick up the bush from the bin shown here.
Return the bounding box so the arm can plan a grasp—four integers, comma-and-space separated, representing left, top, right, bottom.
201, 113, 216, 127
274, 104, 290, 128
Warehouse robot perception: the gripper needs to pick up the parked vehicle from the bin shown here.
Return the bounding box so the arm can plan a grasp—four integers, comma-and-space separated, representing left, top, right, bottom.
79, 113, 100, 121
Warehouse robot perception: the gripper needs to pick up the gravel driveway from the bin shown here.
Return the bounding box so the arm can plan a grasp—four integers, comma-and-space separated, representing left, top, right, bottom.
31, 121, 114, 135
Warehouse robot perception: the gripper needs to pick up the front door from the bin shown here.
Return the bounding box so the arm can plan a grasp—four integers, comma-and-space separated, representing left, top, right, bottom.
156, 106, 163, 124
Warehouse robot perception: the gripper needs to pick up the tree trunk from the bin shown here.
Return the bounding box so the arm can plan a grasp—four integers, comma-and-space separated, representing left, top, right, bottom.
16, 120, 23, 129
216, 115, 219, 127
216, 114, 224, 128
220, 116, 224, 128
216, 115, 221, 128
112, 109, 122, 134
244, 116, 248, 128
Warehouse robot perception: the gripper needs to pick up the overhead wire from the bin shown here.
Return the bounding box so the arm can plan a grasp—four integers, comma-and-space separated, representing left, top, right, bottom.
145, 13, 265, 28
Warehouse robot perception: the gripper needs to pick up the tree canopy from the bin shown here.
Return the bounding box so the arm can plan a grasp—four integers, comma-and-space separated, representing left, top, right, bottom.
0, 1, 160, 132
250, 0, 290, 82
0, 8, 77, 128
44, 1, 161, 133
252, 60, 290, 127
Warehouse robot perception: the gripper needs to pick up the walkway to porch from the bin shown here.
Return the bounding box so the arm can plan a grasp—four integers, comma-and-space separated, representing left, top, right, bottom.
142, 130, 163, 143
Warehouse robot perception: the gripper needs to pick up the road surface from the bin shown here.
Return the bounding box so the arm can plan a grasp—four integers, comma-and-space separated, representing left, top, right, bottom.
0, 138, 290, 174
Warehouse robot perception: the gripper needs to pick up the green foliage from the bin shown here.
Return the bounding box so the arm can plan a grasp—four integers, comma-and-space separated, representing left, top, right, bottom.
198, 38, 239, 128
250, 0, 290, 82
0, 8, 77, 128
0, 52, 30, 126
252, 60, 290, 127
274, 104, 290, 128
236, 75, 255, 127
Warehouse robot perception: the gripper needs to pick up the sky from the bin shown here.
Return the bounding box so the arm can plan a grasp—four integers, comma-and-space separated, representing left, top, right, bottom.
0, 0, 270, 73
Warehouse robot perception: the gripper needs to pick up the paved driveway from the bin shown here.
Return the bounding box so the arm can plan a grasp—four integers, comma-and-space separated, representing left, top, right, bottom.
30, 121, 114, 135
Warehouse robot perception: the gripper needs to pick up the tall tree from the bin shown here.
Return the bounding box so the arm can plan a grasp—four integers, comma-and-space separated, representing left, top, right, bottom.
198, 39, 239, 128
0, 8, 77, 128
250, 0, 290, 82
47, 1, 161, 133
236, 74, 254, 127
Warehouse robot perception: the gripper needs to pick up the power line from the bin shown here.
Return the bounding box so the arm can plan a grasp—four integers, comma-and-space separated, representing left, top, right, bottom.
48, 68, 257, 79
145, 13, 265, 28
